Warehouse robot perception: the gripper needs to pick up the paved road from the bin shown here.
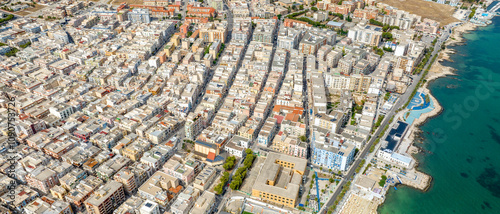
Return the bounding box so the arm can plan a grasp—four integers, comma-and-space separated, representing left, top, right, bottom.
215, 5, 286, 213
318, 24, 453, 214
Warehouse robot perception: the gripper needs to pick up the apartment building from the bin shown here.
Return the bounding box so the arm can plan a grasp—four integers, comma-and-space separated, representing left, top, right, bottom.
128, 9, 151, 23
348, 22, 382, 46
84, 181, 126, 214
311, 129, 357, 171
26, 167, 59, 194
138, 171, 180, 207
199, 21, 228, 43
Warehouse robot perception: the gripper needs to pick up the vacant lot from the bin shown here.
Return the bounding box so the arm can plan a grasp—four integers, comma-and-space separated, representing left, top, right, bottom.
111, 0, 143, 5
379, 0, 458, 25
24, 4, 45, 12
15, 11, 30, 16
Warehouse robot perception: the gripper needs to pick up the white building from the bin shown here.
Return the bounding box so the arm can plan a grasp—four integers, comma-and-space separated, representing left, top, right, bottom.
139, 200, 160, 214
189, 191, 216, 214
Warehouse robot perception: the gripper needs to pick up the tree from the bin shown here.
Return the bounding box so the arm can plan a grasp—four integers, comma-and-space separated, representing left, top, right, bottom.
469, 7, 476, 19
214, 183, 224, 194
300, 5, 304, 10
311, 7, 318, 12
369, 19, 383, 26
383, 47, 394, 52
223, 162, 234, 170
245, 149, 253, 155
277, 14, 282, 20
292, 5, 297, 10
384, 92, 391, 101
178, 14, 182, 20
346, 15, 352, 22
230, 175, 243, 190
329, 178, 334, 183
223, 156, 236, 170
379, 175, 387, 187
220, 172, 229, 184
382, 32, 393, 40
299, 135, 307, 142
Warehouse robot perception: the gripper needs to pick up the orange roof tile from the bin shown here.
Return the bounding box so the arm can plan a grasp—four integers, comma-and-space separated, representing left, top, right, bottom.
207, 152, 216, 161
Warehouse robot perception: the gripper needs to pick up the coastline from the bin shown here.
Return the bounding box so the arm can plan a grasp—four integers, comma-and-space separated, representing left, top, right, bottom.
394, 22, 479, 192
372, 22, 479, 213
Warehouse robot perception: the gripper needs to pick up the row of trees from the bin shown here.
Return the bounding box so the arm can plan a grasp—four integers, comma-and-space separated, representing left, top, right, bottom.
369, 19, 384, 26
327, 180, 352, 213
212, 43, 225, 64
286, 9, 309, 19
329, 12, 344, 20
229, 149, 255, 190
214, 171, 230, 195
294, 17, 326, 28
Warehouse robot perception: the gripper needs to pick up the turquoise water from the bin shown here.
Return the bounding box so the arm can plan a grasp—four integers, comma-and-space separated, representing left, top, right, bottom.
379, 18, 500, 213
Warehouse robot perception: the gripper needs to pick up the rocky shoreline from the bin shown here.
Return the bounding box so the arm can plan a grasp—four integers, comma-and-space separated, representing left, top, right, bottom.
402, 22, 480, 192
381, 22, 479, 195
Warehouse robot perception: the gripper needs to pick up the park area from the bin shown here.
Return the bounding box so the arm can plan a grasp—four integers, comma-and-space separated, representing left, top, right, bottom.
379, 0, 458, 25
303, 171, 341, 212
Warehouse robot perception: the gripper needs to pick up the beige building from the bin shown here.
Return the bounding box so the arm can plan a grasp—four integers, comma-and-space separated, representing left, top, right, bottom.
190, 191, 216, 214
85, 181, 126, 214
138, 171, 179, 207
349, 74, 372, 92
251, 152, 307, 208
199, 22, 228, 43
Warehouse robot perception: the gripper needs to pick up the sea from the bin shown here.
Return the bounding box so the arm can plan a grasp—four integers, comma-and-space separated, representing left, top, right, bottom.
378, 17, 500, 213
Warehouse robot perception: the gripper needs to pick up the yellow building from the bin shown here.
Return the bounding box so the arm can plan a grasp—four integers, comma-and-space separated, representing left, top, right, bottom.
50, 185, 67, 200
194, 140, 219, 157
164, 42, 175, 56
251, 152, 307, 208
171, 34, 181, 46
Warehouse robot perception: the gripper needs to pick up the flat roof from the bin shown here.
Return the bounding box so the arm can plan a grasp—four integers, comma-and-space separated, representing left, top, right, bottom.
252, 152, 307, 199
